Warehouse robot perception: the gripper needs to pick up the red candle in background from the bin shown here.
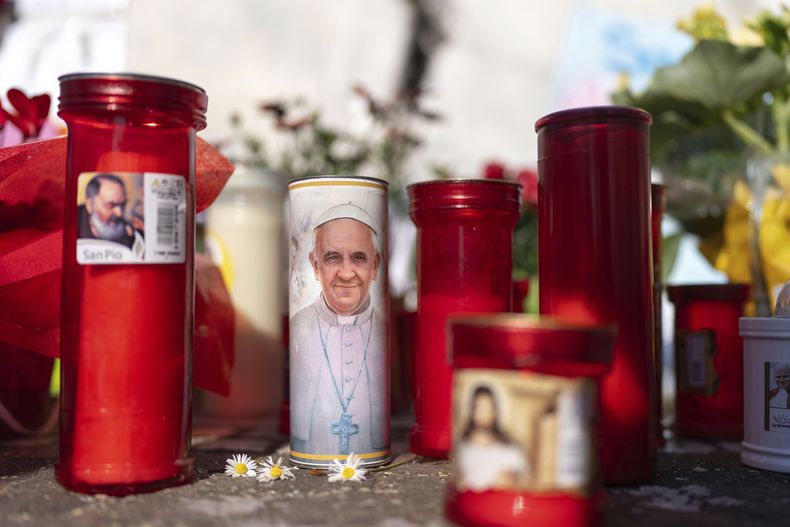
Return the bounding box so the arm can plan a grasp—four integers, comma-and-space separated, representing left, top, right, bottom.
512, 278, 530, 313
57, 74, 207, 495
536, 107, 656, 484
445, 315, 613, 527
0, 343, 54, 438
651, 183, 666, 446
278, 313, 290, 435
408, 180, 521, 459
668, 284, 749, 440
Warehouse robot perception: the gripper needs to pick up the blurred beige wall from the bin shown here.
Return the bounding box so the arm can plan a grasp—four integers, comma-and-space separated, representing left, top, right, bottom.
122, 0, 777, 177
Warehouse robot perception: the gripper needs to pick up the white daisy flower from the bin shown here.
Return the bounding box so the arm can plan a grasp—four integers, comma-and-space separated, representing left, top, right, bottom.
327, 453, 367, 483
257, 456, 296, 482
224, 453, 258, 478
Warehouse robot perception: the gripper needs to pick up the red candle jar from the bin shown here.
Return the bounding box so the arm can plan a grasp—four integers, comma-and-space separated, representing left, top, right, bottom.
0, 343, 54, 438
536, 107, 656, 484
668, 284, 749, 440
512, 278, 530, 313
279, 313, 290, 435
445, 314, 613, 527
57, 73, 207, 495
408, 180, 521, 458
651, 183, 666, 446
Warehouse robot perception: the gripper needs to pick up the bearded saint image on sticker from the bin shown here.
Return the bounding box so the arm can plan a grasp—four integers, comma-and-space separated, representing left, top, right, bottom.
77, 173, 145, 255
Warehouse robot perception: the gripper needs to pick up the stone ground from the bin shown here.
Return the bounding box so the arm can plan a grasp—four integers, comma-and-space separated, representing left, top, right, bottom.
1, 418, 789, 527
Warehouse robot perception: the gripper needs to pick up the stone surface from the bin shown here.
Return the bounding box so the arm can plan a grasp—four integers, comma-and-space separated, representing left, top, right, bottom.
1, 421, 789, 526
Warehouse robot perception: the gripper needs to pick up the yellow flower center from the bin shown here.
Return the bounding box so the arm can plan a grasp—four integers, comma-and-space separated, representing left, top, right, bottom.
271, 466, 283, 479
342, 467, 355, 479
235, 463, 248, 475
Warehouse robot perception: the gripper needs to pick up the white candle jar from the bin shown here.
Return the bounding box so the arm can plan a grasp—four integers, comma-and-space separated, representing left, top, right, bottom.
202, 164, 288, 419
741, 280, 790, 473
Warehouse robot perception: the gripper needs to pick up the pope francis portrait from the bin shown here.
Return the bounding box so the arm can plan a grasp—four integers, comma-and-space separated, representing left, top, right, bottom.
290, 203, 389, 461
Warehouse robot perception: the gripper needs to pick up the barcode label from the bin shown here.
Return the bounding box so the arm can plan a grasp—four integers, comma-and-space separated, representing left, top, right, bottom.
144, 173, 186, 264
157, 203, 177, 246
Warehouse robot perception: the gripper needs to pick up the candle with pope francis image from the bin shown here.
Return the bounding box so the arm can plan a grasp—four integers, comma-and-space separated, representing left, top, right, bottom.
287, 176, 391, 469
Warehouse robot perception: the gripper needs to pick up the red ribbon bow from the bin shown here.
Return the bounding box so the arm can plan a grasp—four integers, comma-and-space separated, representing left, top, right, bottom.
1, 89, 52, 139
0, 136, 236, 395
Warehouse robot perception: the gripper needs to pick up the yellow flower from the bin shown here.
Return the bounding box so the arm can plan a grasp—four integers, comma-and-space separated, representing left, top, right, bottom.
677, 4, 729, 42
702, 174, 790, 308
731, 26, 765, 47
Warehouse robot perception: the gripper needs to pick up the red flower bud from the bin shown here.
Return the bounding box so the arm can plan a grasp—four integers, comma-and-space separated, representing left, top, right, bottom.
483, 161, 506, 180
516, 168, 538, 206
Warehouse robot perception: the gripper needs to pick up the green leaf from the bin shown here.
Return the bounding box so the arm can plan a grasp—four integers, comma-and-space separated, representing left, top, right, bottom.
526, 279, 539, 314
661, 232, 684, 282
647, 40, 789, 110
611, 88, 720, 161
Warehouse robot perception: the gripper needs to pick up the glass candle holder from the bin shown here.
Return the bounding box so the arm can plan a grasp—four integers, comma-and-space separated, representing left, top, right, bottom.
201, 165, 287, 420
408, 180, 521, 458
287, 176, 391, 468
57, 73, 207, 495
741, 280, 790, 473
668, 284, 749, 440
445, 314, 613, 527
536, 107, 657, 484
652, 183, 666, 446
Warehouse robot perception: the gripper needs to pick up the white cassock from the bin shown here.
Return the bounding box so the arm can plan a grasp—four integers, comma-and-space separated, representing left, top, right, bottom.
770, 388, 789, 409
456, 441, 529, 491
290, 294, 389, 457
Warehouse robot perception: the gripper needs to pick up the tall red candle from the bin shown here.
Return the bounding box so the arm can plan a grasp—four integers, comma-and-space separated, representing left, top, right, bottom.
668, 284, 749, 440
57, 73, 207, 495
408, 180, 521, 458
651, 183, 666, 446
536, 107, 656, 484
445, 315, 613, 527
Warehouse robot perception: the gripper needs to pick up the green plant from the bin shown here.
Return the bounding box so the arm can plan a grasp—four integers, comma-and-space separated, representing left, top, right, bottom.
612, 6, 790, 236
228, 85, 440, 205
613, 5, 790, 298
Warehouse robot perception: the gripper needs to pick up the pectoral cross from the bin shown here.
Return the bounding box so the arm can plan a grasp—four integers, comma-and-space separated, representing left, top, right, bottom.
331, 412, 359, 455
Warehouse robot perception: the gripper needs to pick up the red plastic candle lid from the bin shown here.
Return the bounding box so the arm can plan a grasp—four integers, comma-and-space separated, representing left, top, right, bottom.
535, 106, 651, 132
408, 179, 521, 214
59, 73, 208, 130
449, 314, 614, 370
668, 283, 750, 304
